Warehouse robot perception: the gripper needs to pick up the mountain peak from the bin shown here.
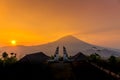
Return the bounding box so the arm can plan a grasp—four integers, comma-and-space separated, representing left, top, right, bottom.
60, 35, 76, 39
56, 35, 84, 43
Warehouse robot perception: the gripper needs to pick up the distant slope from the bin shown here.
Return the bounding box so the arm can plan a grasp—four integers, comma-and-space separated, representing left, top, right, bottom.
0, 35, 120, 59
82, 48, 120, 58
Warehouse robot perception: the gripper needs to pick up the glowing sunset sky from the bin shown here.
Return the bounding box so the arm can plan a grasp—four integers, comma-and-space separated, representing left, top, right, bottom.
0, 0, 120, 49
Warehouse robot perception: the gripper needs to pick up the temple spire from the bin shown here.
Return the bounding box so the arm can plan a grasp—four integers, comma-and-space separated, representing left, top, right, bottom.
54, 47, 59, 62
63, 46, 69, 62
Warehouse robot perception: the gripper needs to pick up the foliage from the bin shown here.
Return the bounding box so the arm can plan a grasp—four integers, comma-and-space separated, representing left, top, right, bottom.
0, 52, 17, 66
2, 52, 8, 60
50, 55, 54, 59
59, 56, 63, 61
89, 53, 101, 62
89, 54, 120, 74
108, 55, 117, 65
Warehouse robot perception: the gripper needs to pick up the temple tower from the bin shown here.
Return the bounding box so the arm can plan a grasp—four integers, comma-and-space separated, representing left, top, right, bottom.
54, 47, 59, 61
63, 46, 69, 61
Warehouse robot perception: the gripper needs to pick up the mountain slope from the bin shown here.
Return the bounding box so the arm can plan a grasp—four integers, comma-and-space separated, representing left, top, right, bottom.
0, 35, 120, 59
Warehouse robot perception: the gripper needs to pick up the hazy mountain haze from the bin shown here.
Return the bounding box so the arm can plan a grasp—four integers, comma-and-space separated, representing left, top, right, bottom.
0, 35, 120, 59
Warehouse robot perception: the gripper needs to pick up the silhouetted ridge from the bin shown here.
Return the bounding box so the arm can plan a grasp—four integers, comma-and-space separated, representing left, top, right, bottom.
72, 52, 88, 61
19, 52, 50, 64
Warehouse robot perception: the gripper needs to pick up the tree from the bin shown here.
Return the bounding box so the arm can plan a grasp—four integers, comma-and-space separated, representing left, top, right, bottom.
5, 57, 17, 65
10, 53, 17, 57
89, 53, 101, 62
10, 53, 14, 56
108, 55, 117, 65
2, 52, 8, 60
7, 53, 17, 64
1, 52, 17, 66
0, 58, 3, 66
50, 55, 54, 59
59, 56, 63, 61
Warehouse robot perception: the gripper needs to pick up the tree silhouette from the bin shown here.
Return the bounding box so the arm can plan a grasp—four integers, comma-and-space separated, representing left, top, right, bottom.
0, 52, 17, 66
50, 55, 54, 59
6, 53, 17, 64
0, 58, 3, 66
10, 53, 14, 56
59, 56, 63, 61
89, 53, 101, 62
108, 56, 117, 65
2, 52, 8, 60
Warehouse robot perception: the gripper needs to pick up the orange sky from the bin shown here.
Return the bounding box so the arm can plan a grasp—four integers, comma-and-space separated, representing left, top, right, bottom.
0, 0, 120, 49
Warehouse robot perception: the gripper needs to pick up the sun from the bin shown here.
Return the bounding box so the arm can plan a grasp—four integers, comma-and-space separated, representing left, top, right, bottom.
11, 40, 17, 45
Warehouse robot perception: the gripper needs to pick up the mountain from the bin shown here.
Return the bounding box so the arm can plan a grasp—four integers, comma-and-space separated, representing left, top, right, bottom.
0, 35, 120, 59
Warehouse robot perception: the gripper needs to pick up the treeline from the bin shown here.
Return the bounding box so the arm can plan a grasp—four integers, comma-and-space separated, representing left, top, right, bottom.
0, 52, 52, 80
0, 52, 17, 66
89, 53, 120, 75
0, 51, 120, 75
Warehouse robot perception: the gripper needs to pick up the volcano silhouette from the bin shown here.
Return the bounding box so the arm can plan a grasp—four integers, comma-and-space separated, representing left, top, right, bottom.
1, 35, 120, 59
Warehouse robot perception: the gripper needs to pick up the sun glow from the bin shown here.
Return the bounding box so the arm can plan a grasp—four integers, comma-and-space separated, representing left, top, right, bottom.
11, 40, 16, 46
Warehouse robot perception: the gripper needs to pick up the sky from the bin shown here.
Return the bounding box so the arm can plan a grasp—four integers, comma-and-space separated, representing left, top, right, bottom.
0, 0, 120, 49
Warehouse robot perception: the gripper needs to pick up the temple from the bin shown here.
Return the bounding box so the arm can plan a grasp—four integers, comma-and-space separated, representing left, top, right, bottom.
63, 46, 70, 62
48, 46, 70, 63
54, 47, 59, 62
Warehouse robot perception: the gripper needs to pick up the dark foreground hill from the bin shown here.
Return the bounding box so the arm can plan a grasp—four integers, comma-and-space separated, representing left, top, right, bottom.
0, 62, 117, 80
0, 52, 117, 80
0, 52, 51, 80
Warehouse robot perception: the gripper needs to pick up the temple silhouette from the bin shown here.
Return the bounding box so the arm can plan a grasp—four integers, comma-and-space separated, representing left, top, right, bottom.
48, 46, 71, 63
